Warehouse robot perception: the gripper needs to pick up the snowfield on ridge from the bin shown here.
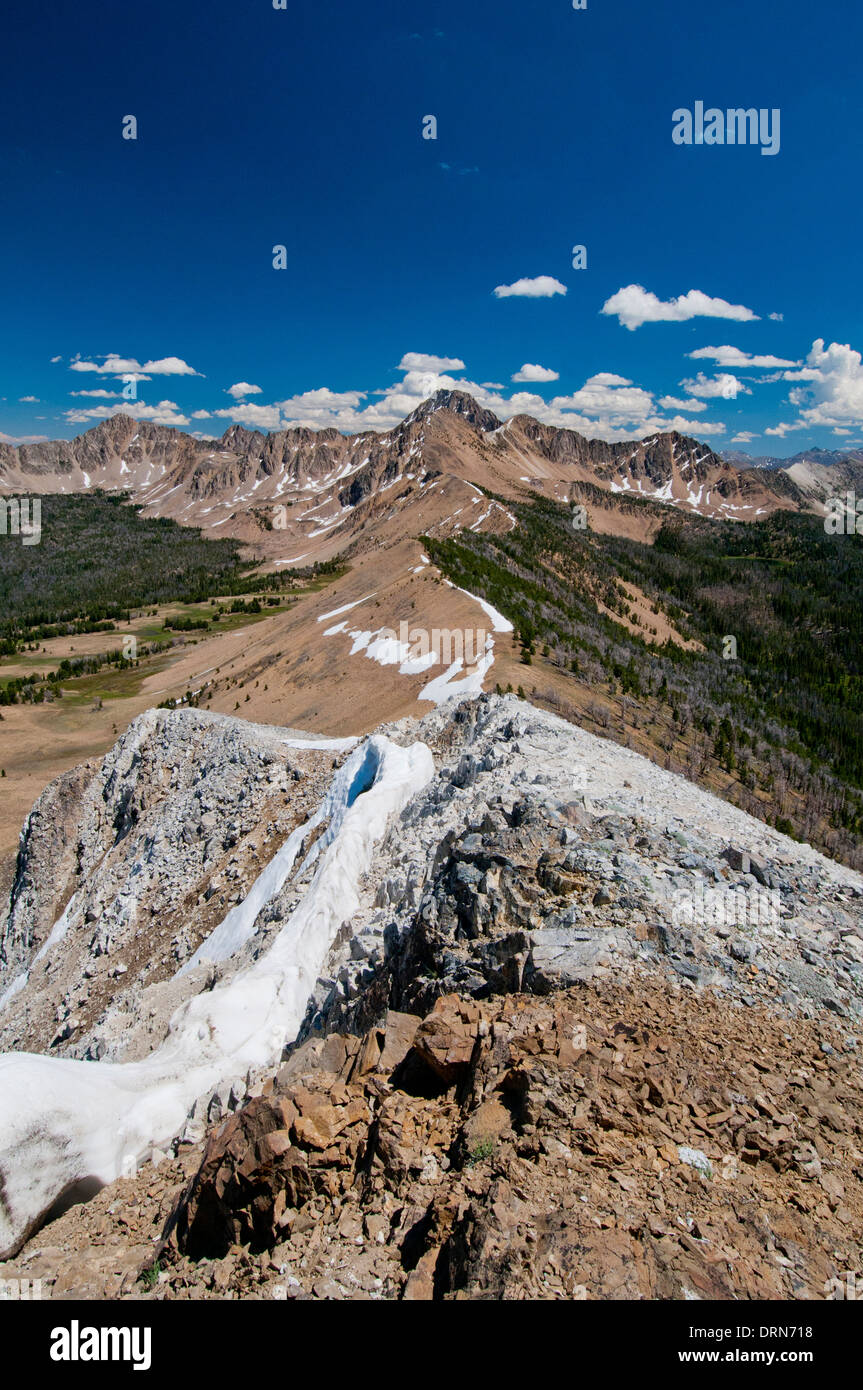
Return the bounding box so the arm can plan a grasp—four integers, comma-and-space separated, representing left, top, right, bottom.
0, 694, 861, 1261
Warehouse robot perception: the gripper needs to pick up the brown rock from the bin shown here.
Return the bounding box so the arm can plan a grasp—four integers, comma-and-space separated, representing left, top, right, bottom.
463, 1096, 513, 1153
293, 1110, 340, 1151
403, 1247, 439, 1300
379, 1011, 421, 1073
258, 1129, 293, 1162
412, 998, 478, 1083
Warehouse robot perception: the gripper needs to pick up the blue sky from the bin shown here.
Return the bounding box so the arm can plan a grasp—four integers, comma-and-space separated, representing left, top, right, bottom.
1, 0, 861, 454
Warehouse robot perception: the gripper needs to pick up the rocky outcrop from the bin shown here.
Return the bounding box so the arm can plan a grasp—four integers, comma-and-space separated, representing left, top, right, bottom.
1, 694, 861, 1287
0, 728, 432, 1261
165, 977, 863, 1299
297, 699, 863, 1043
4, 973, 859, 1301
0, 709, 338, 1060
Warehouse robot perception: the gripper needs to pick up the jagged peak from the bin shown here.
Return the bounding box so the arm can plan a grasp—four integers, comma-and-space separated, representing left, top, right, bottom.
83, 413, 139, 437
221, 423, 265, 446
405, 390, 502, 433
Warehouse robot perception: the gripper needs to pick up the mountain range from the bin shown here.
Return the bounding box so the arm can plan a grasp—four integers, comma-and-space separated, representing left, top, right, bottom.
0, 391, 826, 566
724, 446, 863, 471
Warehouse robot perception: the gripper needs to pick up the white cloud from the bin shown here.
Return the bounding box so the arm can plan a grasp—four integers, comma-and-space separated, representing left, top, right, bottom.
551, 375, 655, 422
50, 355, 62, 364
512, 363, 560, 383
278, 388, 368, 430
212, 403, 284, 430
69, 389, 124, 399
398, 352, 466, 372
540, 373, 725, 438
141, 357, 201, 376
659, 395, 708, 412
679, 372, 752, 401
688, 345, 797, 369
587, 372, 632, 387
766, 339, 863, 434
69, 354, 201, 376
731, 431, 757, 444
70, 354, 141, 375
786, 339, 863, 423
769, 312, 784, 322
601, 284, 759, 332
191, 410, 212, 420
64, 400, 190, 427
19, 396, 39, 403
0, 430, 49, 445
663, 418, 726, 437
226, 382, 263, 399
493, 276, 567, 299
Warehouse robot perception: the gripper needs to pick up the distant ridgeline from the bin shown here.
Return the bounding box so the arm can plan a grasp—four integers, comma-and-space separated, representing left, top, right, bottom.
424, 493, 863, 869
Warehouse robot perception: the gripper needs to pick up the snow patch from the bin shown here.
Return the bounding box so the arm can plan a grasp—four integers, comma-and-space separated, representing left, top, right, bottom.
318, 595, 377, 623
0, 736, 434, 1260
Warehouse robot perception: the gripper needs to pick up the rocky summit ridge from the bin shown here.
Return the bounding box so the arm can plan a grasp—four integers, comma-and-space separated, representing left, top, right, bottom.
0, 694, 861, 1297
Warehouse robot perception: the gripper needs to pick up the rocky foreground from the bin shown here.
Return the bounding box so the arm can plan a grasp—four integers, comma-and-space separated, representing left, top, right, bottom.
2, 976, 861, 1301
1, 694, 862, 1297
